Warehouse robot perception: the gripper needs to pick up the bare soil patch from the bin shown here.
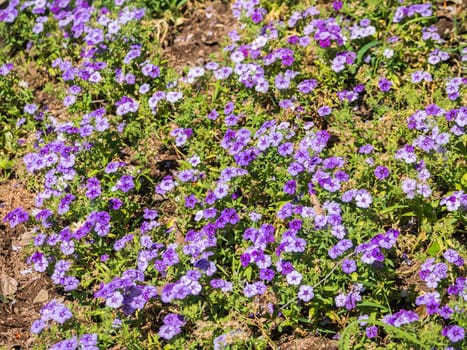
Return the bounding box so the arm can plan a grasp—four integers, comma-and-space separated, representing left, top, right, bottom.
279, 335, 339, 350
0, 180, 55, 349
163, 1, 236, 70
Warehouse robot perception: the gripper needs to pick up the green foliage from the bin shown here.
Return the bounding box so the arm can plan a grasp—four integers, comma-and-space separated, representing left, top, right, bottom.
142, 0, 188, 17
1, 0, 466, 349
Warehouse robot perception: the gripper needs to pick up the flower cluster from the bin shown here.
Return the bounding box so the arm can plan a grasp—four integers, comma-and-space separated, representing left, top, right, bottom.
382, 309, 419, 327
158, 313, 186, 340
393, 4, 432, 23
419, 258, 448, 288
335, 285, 363, 311
49, 334, 99, 350
440, 191, 467, 212
0, 62, 13, 75
427, 49, 450, 65
349, 18, 376, 40
31, 300, 73, 334
331, 51, 356, 72
411, 70, 432, 84
445, 78, 466, 101
3, 207, 29, 227
421, 25, 442, 43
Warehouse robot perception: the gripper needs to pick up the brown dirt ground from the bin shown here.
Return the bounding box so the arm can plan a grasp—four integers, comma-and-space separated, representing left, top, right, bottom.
0, 180, 56, 350
163, 1, 236, 70
279, 336, 338, 350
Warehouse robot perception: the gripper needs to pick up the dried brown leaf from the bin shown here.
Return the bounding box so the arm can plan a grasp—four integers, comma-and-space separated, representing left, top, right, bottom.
0, 273, 18, 296
33, 289, 49, 304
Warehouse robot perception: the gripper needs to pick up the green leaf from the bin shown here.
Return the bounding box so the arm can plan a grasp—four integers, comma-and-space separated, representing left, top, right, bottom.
379, 204, 409, 214
398, 15, 436, 30
356, 40, 381, 66
427, 240, 441, 256
298, 317, 313, 324
339, 317, 430, 350
244, 266, 253, 281
357, 301, 389, 311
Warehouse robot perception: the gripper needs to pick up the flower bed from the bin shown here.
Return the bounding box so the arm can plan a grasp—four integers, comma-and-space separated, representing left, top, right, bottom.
1, 0, 466, 348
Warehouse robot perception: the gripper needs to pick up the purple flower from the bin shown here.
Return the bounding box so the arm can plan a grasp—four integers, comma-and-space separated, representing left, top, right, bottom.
383, 309, 419, 327
42, 300, 73, 324
24, 103, 38, 115
170, 127, 192, 146
275, 73, 291, 90
142, 63, 160, 78
318, 106, 332, 116
355, 190, 372, 208
359, 144, 374, 154
79, 333, 98, 348
277, 202, 294, 220
335, 292, 346, 308
31, 319, 46, 334
109, 198, 123, 210
259, 268, 275, 281
105, 161, 125, 174
253, 281, 267, 295
223, 101, 235, 115
443, 249, 464, 266
211, 279, 226, 289
100, 254, 110, 262
287, 162, 304, 176
49, 338, 78, 350
106, 291, 124, 308
0, 63, 13, 76
113, 175, 135, 193
286, 270, 302, 285
89, 72, 102, 84
3, 207, 29, 228
166, 91, 183, 103
214, 66, 233, 80
374, 166, 390, 180
438, 305, 453, 319
113, 233, 134, 251
184, 194, 199, 209
115, 96, 139, 115
401, 178, 417, 198
297, 79, 317, 93
298, 285, 314, 302
378, 78, 392, 92
158, 314, 186, 340
63, 95, 76, 107
335, 290, 362, 310
341, 259, 357, 274
444, 325, 465, 343
411, 70, 424, 83
243, 283, 258, 298
123, 47, 141, 64
159, 325, 180, 340
366, 325, 378, 339
207, 109, 219, 121
440, 191, 467, 211
283, 180, 297, 195
86, 177, 102, 199
333, 1, 343, 11
278, 142, 294, 156
251, 7, 266, 24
